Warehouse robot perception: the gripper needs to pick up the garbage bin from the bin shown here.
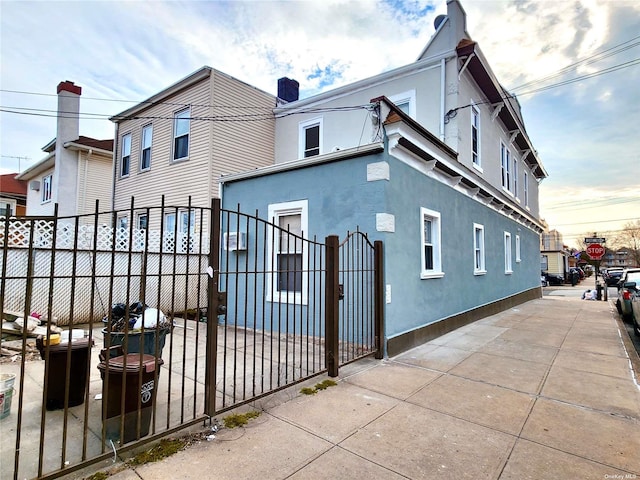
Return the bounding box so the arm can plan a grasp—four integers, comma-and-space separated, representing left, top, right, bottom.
36, 336, 92, 410
98, 354, 163, 444
102, 327, 169, 359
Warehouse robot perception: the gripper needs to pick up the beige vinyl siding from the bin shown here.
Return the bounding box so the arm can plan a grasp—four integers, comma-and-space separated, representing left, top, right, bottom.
546, 253, 564, 275
210, 70, 275, 196
113, 77, 213, 219
76, 151, 113, 222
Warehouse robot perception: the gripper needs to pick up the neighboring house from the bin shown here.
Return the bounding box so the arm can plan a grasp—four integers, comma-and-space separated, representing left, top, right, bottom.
219, 0, 547, 356
109, 67, 276, 235
603, 249, 636, 269
16, 81, 113, 219
541, 229, 569, 279
0, 174, 27, 216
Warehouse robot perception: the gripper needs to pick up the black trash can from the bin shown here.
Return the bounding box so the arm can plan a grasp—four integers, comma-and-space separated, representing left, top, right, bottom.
98, 354, 163, 444
36, 336, 92, 410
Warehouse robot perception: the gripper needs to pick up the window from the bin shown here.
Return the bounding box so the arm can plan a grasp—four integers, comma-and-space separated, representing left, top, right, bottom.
513, 159, 518, 198
500, 142, 511, 192
473, 223, 486, 274
268, 200, 308, 303
389, 90, 416, 118
516, 234, 521, 263
179, 209, 196, 235
117, 216, 128, 230
164, 212, 176, 233
299, 118, 322, 158
41, 174, 52, 203
524, 171, 529, 208
420, 207, 443, 279
140, 124, 152, 171
173, 108, 190, 161
137, 213, 148, 230
504, 231, 513, 274
121, 133, 131, 177
0, 200, 15, 216
471, 104, 481, 168
541, 254, 548, 271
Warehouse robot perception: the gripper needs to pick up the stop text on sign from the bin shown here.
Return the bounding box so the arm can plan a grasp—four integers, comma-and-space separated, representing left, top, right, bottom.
586, 243, 605, 260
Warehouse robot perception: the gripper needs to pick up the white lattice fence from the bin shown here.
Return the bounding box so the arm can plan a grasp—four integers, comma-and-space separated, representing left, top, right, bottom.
0, 218, 209, 254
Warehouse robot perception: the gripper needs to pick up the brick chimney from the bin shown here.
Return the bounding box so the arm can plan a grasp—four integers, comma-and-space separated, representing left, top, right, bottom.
53, 81, 82, 215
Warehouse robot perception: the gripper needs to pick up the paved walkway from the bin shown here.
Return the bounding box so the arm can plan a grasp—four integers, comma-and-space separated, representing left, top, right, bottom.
90, 291, 640, 479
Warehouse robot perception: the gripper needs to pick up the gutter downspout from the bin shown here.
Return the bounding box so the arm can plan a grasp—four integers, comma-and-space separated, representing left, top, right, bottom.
440, 57, 446, 141
111, 123, 119, 214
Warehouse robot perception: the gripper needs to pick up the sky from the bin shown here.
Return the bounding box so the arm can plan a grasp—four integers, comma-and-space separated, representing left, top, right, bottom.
1, 0, 639, 249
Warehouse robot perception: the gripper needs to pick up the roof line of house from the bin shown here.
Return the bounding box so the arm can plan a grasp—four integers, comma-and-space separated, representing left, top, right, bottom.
273, 50, 454, 115
219, 142, 385, 184
110, 66, 277, 122
15, 152, 55, 180
63, 141, 113, 156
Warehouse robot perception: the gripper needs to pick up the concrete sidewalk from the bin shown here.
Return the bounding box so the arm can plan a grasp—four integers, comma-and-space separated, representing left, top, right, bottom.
102, 292, 640, 480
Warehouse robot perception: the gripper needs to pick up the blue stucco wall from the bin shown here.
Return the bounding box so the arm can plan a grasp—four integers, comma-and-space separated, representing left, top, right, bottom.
220, 149, 541, 345
382, 155, 540, 339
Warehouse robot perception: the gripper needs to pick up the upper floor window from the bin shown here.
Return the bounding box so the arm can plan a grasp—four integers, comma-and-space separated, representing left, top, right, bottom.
420, 207, 443, 279
513, 159, 519, 199
473, 223, 486, 275
524, 171, 529, 208
121, 133, 131, 177
471, 104, 481, 168
299, 118, 322, 158
41, 174, 53, 203
500, 142, 512, 193
140, 124, 152, 171
504, 231, 513, 274
389, 90, 416, 118
268, 200, 308, 304
173, 108, 190, 161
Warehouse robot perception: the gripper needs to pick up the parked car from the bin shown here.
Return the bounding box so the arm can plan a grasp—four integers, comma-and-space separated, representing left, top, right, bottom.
542, 271, 564, 286
628, 281, 640, 336
540, 274, 548, 287
604, 267, 624, 286
615, 268, 640, 321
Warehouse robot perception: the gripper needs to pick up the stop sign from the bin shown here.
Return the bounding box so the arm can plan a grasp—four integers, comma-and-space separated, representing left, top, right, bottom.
586, 243, 605, 260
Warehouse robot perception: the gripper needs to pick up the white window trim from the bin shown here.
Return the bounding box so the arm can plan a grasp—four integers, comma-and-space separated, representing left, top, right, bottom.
513, 157, 519, 201
504, 231, 513, 274
140, 124, 152, 171
298, 117, 323, 159
500, 141, 513, 195
471, 103, 481, 171
515, 234, 521, 263
173, 107, 190, 162
41, 174, 53, 203
524, 171, 529, 208
267, 199, 309, 304
120, 132, 131, 178
473, 223, 486, 275
389, 90, 416, 119
420, 207, 444, 279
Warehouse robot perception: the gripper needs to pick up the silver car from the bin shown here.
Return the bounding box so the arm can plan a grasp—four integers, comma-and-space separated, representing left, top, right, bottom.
629, 281, 640, 336
616, 268, 640, 321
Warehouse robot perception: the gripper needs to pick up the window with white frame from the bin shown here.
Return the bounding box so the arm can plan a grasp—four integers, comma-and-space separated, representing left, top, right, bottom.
121, 133, 131, 177
117, 216, 128, 230
504, 231, 513, 274
140, 124, 152, 171
137, 213, 148, 230
471, 104, 481, 168
41, 174, 53, 203
513, 158, 519, 198
473, 223, 486, 274
389, 90, 416, 118
524, 171, 529, 208
173, 108, 190, 161
515, 234, 521, 263
268, 200, 308, 303
500, 142, 511, 192
421, 207, 443, 278
299, 118, 322, 158
0, 199, 16, 216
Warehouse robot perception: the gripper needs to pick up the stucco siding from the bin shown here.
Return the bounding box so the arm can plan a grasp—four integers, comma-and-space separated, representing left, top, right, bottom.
25, 166, 55, 217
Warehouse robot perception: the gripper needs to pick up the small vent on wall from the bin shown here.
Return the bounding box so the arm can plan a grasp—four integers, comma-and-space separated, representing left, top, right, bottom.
223, 232, 247, 251
29, 180, 40, 191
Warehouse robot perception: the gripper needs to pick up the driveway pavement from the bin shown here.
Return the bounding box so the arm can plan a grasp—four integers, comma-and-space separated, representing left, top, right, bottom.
88, 289, 640, 480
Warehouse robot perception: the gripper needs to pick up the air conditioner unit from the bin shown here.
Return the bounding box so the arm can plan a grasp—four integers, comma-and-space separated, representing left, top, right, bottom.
29, 180, 40, 191
224, 232, 247, 251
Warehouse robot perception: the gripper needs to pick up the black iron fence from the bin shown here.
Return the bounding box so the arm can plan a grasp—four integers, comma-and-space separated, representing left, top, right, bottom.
0, 197, 383, 479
